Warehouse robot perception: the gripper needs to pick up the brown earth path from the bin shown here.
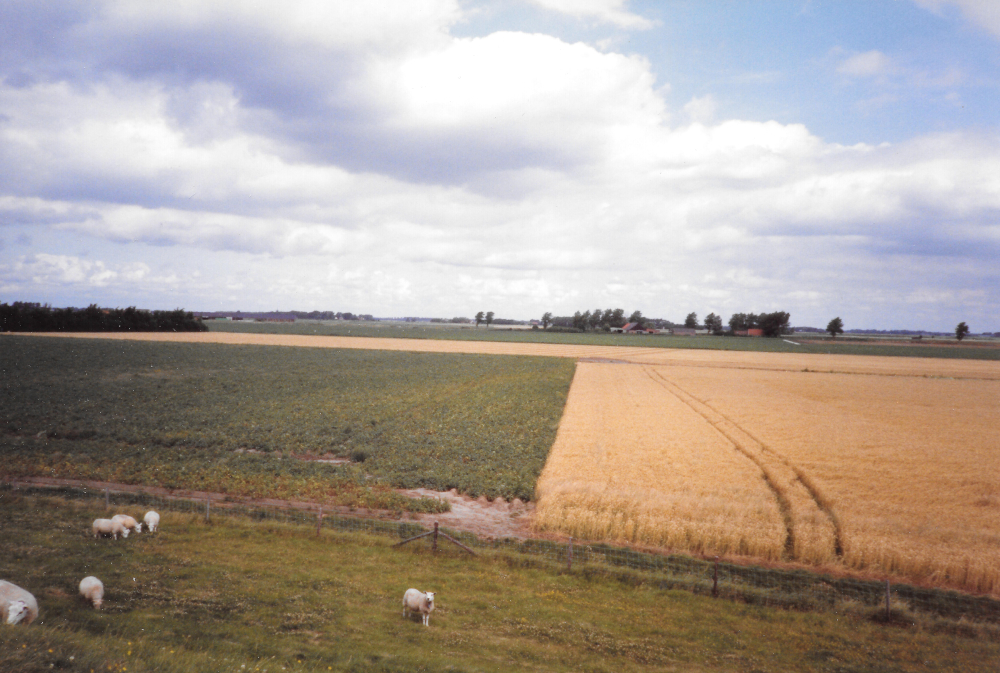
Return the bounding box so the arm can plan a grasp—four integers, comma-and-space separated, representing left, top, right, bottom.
8, 330, 1000, 379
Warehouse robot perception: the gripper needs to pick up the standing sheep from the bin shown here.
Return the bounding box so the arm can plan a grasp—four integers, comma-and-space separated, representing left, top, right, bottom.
0, 580, 38, 625
402, 588, 435, 626
79, 576, 104, 609
92, 518, 127, 539
143, 510, 160, 533
112, 514, 142, 534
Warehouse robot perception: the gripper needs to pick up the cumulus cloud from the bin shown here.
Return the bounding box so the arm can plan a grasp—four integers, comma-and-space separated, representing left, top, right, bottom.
526, 0, 655, 29
837, 50, 895, 78
0, 1, 998, 328
682, 95, 716, 124
0, 254, 150, 289
912, 0, 1000, 37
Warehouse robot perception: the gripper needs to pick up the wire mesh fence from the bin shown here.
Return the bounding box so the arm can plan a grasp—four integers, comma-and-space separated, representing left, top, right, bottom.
5, 480, 1000, 626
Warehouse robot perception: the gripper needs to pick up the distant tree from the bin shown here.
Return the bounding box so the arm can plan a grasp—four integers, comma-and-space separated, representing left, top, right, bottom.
704, 312, 723, 334
729, 312, 765, 333
571, 311, 587, 331
541, 312, 553, 329
956, 321, 970, 341
728, 313, 748, 332
588, 308, 604, 331
684, 312, 698, 329
759, 312, 792, 338
627, 310, 645, 328
475, 311, 484, 327
826, 317, 844, 338
485, 311, 494, 328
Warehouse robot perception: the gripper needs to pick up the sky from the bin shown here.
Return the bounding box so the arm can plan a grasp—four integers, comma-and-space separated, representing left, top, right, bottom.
1, 0, 998, 331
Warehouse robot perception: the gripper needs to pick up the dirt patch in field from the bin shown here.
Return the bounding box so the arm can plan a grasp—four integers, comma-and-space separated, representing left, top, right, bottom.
402, 488, 534, 539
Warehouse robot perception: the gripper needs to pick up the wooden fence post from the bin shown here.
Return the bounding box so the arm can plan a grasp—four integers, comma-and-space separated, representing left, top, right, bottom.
433, 522, 439, 552
205, 498, 210, 523
713, 556, 719, 598
567, 537, 573, 571
316, 506, 323, 536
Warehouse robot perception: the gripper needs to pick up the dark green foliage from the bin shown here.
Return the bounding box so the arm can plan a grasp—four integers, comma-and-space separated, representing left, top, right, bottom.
0, 302, 207, 332
1, 336, 574, 501
826, 316, 844, 337
759, 311, 792, 337
956, 321, 970, 341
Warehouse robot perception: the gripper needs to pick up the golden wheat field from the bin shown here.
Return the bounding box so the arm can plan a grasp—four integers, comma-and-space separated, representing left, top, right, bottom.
535, 359, 1000, 595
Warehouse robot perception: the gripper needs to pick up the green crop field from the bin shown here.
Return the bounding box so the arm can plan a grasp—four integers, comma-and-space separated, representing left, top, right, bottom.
206, 319, 1000, 360
0, 336, 575, 506
3, 493, 998, 673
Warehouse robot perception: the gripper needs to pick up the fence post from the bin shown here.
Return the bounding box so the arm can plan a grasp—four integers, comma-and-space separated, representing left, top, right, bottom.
432, 522, 438, 552
317, 506, 323, 536
885, 579, 891, 620
567, 537, 573, 571
713, 556, 719, 598
205, 498, 210, 523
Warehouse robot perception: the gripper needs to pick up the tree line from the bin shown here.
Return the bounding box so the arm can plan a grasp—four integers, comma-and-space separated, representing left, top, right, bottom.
535, 308, 793, 337
0, 302, 207, 332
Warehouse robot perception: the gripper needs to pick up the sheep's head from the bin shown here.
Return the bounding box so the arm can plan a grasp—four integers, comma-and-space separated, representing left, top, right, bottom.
135, 523, 142, 533
425, 592, 435, 608
120, 528, 130, 538
6, 600, 28, 625
92, 595, 103, 610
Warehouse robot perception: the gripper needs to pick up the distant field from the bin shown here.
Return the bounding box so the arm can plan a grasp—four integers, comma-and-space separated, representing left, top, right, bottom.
3, 493, 999, 673
0, 336, 574, 504
535, 360, 1000, 595
206, 319, 1000, 360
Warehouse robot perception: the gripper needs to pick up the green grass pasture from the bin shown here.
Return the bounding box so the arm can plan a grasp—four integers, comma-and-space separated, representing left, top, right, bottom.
207, 320, 1000, 360
2, 493, 999, 673
1, 336, 575, 504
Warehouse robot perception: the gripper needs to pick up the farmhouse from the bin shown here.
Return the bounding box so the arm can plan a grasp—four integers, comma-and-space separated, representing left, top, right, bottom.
621, 322, 658, 334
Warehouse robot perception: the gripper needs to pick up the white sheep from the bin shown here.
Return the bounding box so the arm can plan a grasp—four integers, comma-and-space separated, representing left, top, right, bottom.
79, 576, 104, 609
402, 588, 435, 626
112, 514, 142, 534
0, 580, 38, 625
92, 518, 127, 539
143, 510, 160, 533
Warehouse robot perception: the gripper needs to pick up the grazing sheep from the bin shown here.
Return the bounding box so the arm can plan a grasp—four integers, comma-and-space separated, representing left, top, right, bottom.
112, 514, 142, 534
79, 576, 104, 609
402, 588, 435, 626
92, 518, 127, 540
143, 510, 160, 533
0, 580, 38, 625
